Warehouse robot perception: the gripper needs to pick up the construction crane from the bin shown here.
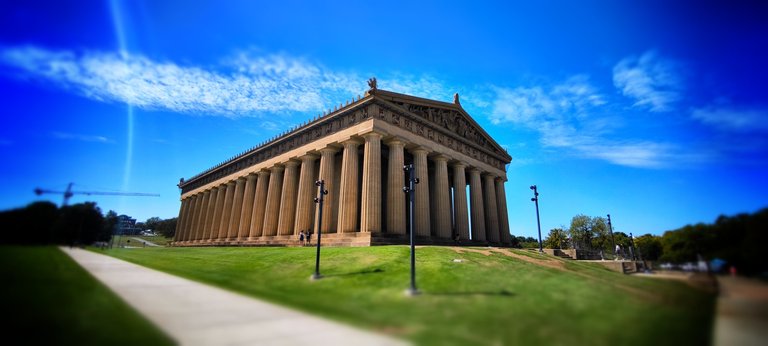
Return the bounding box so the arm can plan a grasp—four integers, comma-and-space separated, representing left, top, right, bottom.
34, 182, 160, 206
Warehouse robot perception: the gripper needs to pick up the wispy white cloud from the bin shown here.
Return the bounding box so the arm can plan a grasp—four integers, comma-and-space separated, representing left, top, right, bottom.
691, 105, 768, 133
258, 121, 281, 131
52, 131, 112, 143
0, 46, 367, 116
571, 139, 679, 169
0, 45, 457, 117
490, 75, 604, 125
380, 73, 454, 102
490, 76, 689, 168
613, 51, 682, 112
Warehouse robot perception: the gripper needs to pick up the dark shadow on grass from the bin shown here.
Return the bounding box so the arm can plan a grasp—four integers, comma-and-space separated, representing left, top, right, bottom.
322, 268, 385, 278
425, 289, 515, 297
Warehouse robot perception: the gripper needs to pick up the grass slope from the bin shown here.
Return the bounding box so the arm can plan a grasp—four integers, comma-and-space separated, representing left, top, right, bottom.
0, 246, 173, 346
103, 246, 715, 346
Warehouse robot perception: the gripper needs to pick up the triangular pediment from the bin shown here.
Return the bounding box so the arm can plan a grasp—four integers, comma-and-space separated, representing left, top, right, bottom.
371, 90, 511, 162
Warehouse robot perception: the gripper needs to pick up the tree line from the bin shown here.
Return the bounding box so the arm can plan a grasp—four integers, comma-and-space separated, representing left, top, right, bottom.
537, 208, 767, 275
0, 201, 177, 246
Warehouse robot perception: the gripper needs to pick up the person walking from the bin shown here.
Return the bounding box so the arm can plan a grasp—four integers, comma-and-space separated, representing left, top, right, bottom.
306, 231, 312, 245
299, 231, 305, 246
615, 244, 621, 260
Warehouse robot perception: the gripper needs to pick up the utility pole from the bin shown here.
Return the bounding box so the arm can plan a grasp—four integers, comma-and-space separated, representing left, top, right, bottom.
530, 185, 543, 253
311, 180, 328, 280
607, 214, 616, 258
403, 164, 419, 296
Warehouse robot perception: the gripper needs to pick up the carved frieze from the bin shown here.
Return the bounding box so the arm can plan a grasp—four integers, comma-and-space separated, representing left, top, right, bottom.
381, 101, 508, 172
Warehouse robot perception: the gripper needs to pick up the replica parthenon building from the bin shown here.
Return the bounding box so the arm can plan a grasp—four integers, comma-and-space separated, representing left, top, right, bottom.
173, 79, 513, 247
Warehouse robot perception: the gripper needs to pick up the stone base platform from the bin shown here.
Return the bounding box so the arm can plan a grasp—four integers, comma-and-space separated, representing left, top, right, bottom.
172, 232, 511, 248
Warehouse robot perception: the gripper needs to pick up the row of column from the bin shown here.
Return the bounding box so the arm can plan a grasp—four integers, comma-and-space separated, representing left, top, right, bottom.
174, 133, 511, 244
175, 157, 313, 242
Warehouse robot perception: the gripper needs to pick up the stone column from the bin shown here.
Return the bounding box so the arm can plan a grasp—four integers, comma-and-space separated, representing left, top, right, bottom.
217, 181, 235, 240
185, 194, 197, 242
386, 138, 406, 235
226, 178, 246, 240
277, 160, 300, 236
360, 133, 382, 233
495, 177, 511, 244
189, 192, 203, 242
193, 191, 210, 242
412, 147, 431, 237
469, 168, 486, 242
210, 185, 226, 241
248, 171, 270, 239
294, 154, 318, 235
237, 174, 258, 240
433, 155, 452, 238
483, 174, 500, 243
262, 165, 284, 236
175, 198, 190, 242
337, 139, 362, 233
175, 196, 190, 243
317, 148, 338, 234
202, 189, 218, 241
452, 163, 470, 241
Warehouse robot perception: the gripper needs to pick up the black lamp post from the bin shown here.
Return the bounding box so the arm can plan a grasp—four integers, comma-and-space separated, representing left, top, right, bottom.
311, 180, 328, 280
607, 214, 616, 259
530, 185, 543, 253
629, 232, 637, 261
403, 164, 419, 296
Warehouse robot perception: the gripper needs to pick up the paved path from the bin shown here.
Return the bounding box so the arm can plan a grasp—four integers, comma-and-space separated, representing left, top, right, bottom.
713, 276, 768, 346
130, 237, 161, 247
60, 247, 407, 346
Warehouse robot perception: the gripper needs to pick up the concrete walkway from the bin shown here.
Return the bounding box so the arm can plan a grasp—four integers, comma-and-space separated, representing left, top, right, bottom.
130, 237, 161, 247
713, 276, 768, 346
60, 247, 407, 346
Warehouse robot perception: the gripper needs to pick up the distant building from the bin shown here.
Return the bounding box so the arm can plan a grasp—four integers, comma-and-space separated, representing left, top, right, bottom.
117, 214, 141, 235
175, 83, 513, 247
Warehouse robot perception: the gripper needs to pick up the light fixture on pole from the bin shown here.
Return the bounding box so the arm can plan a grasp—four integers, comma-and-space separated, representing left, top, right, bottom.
607, 214, 616, 259
403, 164, 419, 296
530, 185, 543, 253
311, 180, 328, 280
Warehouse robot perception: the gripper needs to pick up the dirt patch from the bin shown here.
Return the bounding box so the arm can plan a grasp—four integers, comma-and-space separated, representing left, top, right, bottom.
450, 247, 494, 256
489, 248, 566, 270
462, 247, 660, 301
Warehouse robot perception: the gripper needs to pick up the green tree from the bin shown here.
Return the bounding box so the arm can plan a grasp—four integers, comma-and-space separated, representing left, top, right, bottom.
155, 218, 177, 238
0, 201, 59, 245
104, 210, 118, 241
568, 214, 592, 249
514, 236, 539, 248
143, 217, 162, 232
590, 216, 611, 252
635, 234, 663, 260
54, 202, 106, 245
543, 228, 568, 249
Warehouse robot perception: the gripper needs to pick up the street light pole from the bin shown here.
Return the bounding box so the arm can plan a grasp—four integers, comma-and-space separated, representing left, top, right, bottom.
530, 185, 543, 253
311, 180, 328, 280
607, 214, 616, 258
403, 164, 419, 296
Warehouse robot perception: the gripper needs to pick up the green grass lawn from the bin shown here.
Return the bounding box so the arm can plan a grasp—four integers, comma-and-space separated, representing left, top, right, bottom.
101, 245, 716, 346
0, 246, 173, 346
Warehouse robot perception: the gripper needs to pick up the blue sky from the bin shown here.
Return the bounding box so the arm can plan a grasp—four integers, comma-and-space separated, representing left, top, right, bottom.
1, 0, 766, 238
